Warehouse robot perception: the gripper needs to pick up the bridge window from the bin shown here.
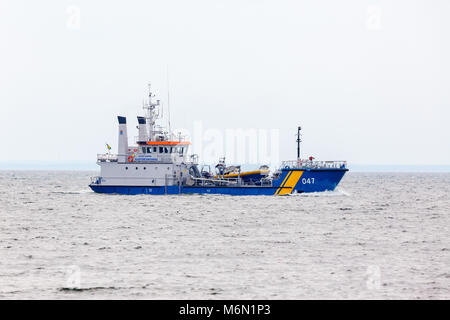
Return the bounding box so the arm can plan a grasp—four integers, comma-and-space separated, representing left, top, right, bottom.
164, 147, 169, 153
147, 147, 152, 153
159, 147, 164, 153
142, 147, 147, 154
179, 147, 184, 155
153, 147, 157, 153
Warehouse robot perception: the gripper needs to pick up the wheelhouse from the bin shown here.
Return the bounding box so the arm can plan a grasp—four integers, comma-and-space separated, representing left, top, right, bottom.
127, 141, 191, 163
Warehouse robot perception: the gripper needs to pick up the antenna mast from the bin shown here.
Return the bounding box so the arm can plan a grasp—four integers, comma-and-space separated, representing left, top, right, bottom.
144, 83, 160, 141
296, 126, 302, 160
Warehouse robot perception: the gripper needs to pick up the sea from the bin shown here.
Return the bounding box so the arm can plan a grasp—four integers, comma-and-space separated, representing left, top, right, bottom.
0, 171, 449, 299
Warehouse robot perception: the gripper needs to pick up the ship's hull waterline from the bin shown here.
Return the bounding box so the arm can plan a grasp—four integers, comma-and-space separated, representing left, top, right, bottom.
90, 169, 348, 195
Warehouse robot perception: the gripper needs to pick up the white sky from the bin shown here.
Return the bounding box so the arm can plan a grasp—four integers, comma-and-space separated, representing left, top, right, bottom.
1, 0, 449, 165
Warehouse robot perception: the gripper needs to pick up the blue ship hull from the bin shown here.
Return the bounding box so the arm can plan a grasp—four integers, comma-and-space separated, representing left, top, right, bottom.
89, 168, 348, 195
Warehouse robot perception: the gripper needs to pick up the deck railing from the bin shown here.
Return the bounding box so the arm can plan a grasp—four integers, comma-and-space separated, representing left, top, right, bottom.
191, 176, 239, 186
281, 160, 347, 170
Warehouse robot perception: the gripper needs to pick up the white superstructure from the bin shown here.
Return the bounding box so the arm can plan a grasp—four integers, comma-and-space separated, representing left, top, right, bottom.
94, 85, 194, 187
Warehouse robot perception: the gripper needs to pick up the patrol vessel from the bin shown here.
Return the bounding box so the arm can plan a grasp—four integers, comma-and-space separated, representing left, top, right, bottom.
89, 85, 348, 195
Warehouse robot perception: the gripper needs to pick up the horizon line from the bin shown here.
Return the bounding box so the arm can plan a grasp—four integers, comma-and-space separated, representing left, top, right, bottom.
0, 161, 449, 172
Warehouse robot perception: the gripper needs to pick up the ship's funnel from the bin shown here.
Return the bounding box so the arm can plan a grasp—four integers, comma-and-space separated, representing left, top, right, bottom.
117, 116, 128, 163
137, 116, 148, 142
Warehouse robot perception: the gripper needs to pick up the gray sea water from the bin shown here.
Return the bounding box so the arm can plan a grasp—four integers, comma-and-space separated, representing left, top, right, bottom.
0, 171, 449, 299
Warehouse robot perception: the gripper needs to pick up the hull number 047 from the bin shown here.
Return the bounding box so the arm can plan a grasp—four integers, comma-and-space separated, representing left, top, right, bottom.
302, 178, 315, 184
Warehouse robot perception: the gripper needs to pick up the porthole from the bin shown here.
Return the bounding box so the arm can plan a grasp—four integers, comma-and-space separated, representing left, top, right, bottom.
125, 167, 128, 170
136, 167, 138, 170
144, 167, 146, 170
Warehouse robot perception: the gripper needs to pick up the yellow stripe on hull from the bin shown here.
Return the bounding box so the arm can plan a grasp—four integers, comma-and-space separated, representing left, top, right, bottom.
277, 170, 304, 195
274, 171, 292, 195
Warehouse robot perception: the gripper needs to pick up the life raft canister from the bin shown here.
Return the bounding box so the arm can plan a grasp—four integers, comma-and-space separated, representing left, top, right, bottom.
128, 155, 134, 162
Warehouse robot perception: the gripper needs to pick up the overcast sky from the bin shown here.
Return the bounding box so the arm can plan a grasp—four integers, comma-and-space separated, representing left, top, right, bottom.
1, 0, 449, 166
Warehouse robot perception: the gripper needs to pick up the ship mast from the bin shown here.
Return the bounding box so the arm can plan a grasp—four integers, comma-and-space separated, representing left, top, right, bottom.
143, 83, 160, 141
296, 126, 302, 161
